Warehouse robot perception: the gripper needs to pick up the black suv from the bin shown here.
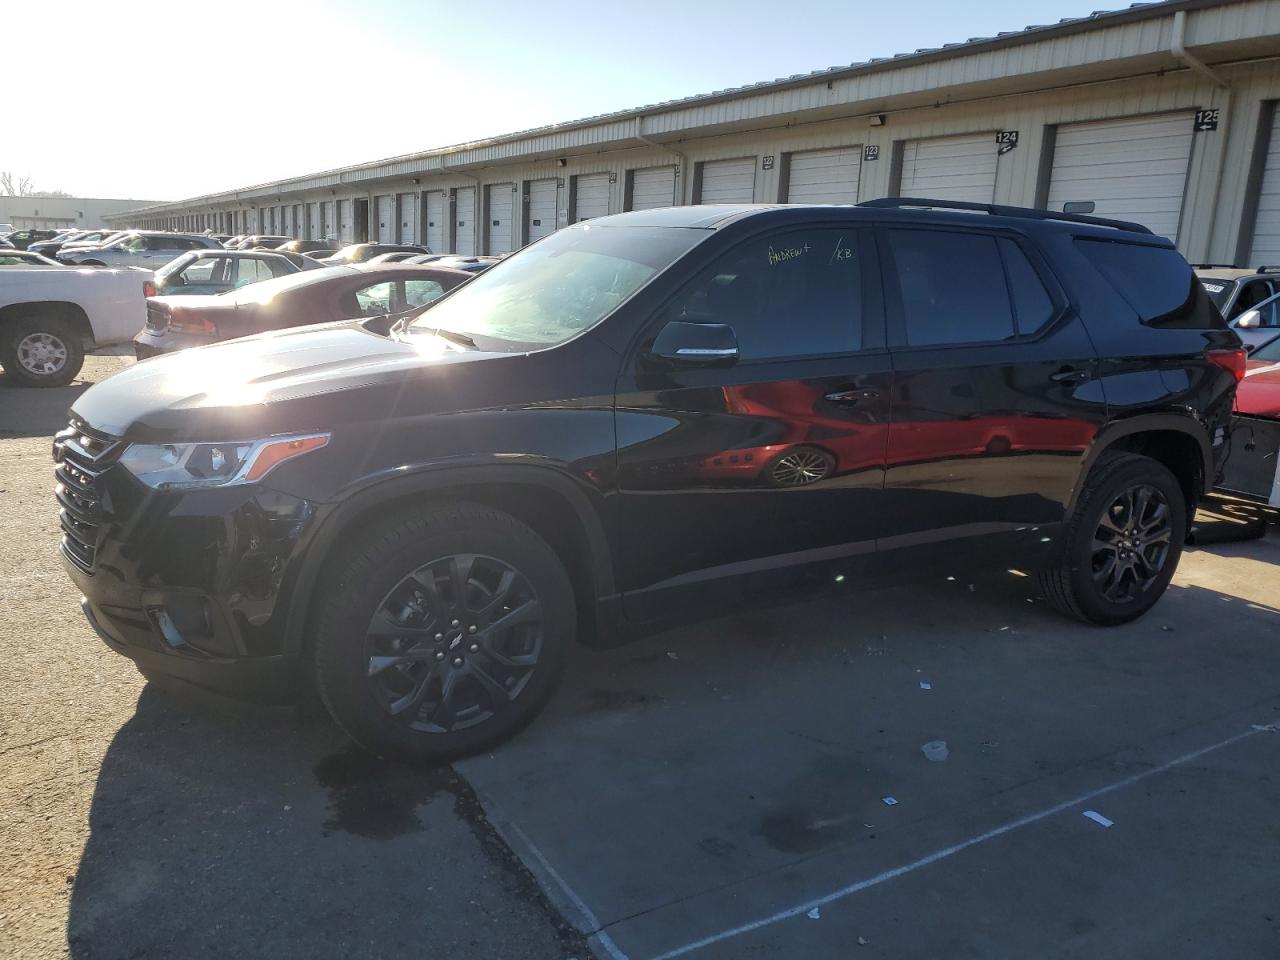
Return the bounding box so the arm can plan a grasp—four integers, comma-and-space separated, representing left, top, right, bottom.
56, 199, 1244, 760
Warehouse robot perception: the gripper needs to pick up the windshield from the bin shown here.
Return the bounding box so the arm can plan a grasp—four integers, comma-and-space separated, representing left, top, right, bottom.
226, 264, 357, 303
1199, 277, 1233, 311
406, 224, 706, 348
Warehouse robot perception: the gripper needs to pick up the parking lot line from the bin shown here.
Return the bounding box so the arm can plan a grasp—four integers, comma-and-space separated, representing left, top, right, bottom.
642, 722, 1277, 960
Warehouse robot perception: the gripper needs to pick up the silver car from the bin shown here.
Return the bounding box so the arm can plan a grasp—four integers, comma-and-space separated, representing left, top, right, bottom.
60, 231, 222, 269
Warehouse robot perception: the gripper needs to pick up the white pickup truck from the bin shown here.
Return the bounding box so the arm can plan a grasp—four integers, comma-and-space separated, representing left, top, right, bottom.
0, 266, 151, 386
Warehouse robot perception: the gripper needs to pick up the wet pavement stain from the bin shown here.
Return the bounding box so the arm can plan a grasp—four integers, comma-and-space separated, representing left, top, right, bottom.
313, 746, 448, 839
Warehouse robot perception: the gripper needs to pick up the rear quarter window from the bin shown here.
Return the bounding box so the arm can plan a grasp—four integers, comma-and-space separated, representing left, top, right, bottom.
1076, 239, 1224, 329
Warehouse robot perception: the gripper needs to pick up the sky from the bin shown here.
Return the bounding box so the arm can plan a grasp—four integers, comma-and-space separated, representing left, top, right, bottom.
9, 0, 1119, 202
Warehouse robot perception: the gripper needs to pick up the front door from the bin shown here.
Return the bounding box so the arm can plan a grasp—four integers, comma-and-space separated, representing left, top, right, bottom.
614, 223, 892, 624
876, 223, 1105, 566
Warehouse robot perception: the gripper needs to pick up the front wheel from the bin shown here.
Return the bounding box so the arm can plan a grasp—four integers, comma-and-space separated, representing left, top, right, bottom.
1037, 453, 1187, 625
0, 313, 85, 387
312, 503, 574, 762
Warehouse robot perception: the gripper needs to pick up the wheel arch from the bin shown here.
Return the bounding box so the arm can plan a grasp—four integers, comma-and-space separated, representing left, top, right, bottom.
283, 464, 620, 658
1068, 415, 1212, 517
0, 300, 94, 347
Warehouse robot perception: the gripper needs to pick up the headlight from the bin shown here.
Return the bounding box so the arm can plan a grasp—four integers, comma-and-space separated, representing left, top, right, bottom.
118, 433, 329, 490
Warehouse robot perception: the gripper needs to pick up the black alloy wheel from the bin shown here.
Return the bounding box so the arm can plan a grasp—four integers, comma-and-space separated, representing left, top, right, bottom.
1090, 483, 1173, 604
364, 554, 543, 733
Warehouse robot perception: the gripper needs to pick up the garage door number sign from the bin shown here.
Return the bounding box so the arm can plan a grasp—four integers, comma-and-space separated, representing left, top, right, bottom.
1195, 109, 1220, 132
996, 130, 1019, 154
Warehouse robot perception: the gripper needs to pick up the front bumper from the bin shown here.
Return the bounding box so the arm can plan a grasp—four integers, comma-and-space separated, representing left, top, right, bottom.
57, 431, 330, 702
133, 329, 211, 359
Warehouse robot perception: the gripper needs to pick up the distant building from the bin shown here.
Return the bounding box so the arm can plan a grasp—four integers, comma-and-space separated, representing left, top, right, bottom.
0, 195, 166, 230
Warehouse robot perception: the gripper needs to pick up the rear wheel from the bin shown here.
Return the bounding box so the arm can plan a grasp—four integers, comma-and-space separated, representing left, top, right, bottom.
0, 312, 85, 387
313, 502, 574, 762
765, 445, 835, 487
1037, 453, 1186, 625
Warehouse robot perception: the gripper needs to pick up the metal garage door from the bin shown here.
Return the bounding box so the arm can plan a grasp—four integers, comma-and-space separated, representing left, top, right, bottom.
487, 183, 514, 255
527, 179, 557, 244
1047, 112, 1194, 242
699, 158, 755, 203
322, 201, 335, 240
397, 193, 417, 244
308, 202, 320, 240
425, 191, 444, 252
338, 199, 353, 244
375, 195, 394, 242
1248, 105, 1280, 264
455, 187, 476, 255
293, 204, 303, 237
899, 133, 998, 203
786, 147, 862, 204
574, 173, 611, 221
631, 166, 676, 210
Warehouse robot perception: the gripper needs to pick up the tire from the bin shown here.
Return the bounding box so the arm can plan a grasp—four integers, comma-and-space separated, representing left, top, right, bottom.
764, 445, 835, 487
0, 311, 85, 387
312, 502, 574, 762
1037, 453, 1187, 625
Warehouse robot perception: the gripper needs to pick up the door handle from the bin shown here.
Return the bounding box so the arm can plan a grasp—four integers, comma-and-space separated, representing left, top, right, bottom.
1050, 367, 1091, 384
825, 387, 881, 403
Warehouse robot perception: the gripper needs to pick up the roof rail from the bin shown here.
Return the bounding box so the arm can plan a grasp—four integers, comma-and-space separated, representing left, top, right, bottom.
1255, 265, 1280, 274
1191, 263, 1240, 269
858, 197, 1155, 235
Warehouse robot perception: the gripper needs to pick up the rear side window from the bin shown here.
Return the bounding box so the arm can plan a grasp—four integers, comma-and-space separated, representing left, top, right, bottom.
887, 229, 1014, 346
998, 239, 1056, 332
1076, 239, 1223, 329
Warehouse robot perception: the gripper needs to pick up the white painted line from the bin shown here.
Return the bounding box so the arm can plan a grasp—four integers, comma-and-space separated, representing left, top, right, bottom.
643, 724, 1271, 960
504, 819, 630, 960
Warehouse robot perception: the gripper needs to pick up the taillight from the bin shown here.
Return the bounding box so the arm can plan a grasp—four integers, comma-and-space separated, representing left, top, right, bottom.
143, 279, 156, 297
1205, 347, 1247, 382
169, 314, 218, 337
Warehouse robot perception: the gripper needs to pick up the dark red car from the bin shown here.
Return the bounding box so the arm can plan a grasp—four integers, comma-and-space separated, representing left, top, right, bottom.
134, 264, 471, 358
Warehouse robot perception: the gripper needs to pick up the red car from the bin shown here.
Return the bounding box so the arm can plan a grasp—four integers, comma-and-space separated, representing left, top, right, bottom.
134, 264, 470, 358
1218, 334, 1280, 505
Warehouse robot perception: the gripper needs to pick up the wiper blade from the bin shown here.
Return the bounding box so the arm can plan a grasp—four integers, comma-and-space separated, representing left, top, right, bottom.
431, 327, 477, 348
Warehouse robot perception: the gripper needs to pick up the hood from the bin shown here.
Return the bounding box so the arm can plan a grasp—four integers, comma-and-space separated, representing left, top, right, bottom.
71, 320, 501, 440
1237, 360, 1280, 419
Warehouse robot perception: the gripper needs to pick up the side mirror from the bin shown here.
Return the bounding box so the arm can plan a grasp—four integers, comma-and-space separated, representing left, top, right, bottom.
650, 321, 739, 365
1237, 308, 1262, 329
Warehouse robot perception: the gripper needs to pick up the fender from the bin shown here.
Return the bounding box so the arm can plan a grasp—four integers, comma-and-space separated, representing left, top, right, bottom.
1064, 412, 1213, 515
279, 460, 618, 657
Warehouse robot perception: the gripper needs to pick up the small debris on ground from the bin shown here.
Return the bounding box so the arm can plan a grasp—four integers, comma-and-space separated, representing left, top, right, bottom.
921, 740, 949, 762
857, 936, 870, 946
919, 681, 932, 690
1082, 810, 1114, 828
666, 651, 678, 660
807, 907, 821, 920
882, 796, 898, 806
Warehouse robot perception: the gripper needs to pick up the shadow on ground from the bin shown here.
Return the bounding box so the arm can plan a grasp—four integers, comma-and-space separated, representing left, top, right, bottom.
66, 685, 585, 960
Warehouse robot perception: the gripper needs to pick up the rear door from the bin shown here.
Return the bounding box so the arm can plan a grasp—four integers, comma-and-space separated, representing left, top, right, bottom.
877, 223, 1105, 565
615, 222, 892, 623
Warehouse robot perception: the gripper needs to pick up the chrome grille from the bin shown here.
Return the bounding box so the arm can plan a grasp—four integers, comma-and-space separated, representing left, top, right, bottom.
53, 419, 121, 573
145, 302, 169, 333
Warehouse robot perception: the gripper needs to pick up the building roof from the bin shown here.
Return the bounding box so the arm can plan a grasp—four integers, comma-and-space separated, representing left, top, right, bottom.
111, 0, 1240, 218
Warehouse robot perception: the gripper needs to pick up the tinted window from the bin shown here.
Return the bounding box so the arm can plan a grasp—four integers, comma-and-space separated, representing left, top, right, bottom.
1234, 279, 1278, 325
999, 238, 1056, 333
666, 229, 863, 360
354, 281, 395, 316
1077, 239, 1223, 329
888, 229, 1014, 346
1199, 277, 1233, 311
235, 258, 277, 286
405, 279, 445, 307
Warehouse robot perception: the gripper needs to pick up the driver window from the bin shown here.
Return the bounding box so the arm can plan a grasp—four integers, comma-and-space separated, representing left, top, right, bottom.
663, 228, 864, 361
123, 236, 147, 253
